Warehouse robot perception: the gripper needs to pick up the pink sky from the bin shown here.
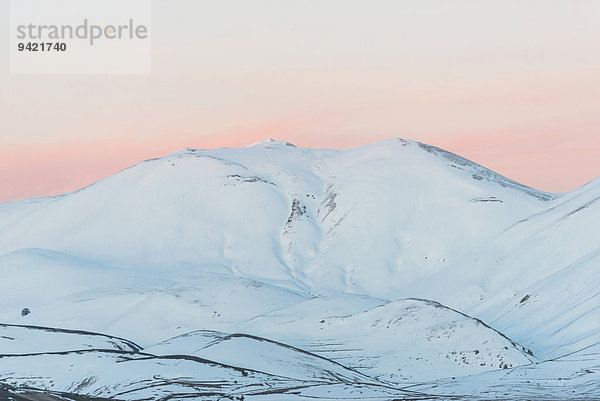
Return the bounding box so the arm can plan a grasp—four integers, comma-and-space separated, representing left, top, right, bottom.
1, 1, 599, 202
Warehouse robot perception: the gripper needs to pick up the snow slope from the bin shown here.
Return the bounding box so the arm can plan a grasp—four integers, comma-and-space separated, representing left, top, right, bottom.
147, 330, 376, 384
0, 324, 140, 354
407, 175, 600, 360
237, 297, 535, 381
412, 342, 600, 400
0, 325, 420, 400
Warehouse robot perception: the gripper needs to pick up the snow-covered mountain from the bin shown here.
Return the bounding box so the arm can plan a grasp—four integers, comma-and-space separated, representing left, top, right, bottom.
0, 138, 598, 400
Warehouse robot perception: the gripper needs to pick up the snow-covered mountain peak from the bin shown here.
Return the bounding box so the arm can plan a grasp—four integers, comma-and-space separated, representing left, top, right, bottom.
247, 138, 296, 148
113, 138, 554, 204
0, 139, 566, 288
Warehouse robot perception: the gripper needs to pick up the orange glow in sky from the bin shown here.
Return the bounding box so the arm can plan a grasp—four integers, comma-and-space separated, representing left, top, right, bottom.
1, 1, 599, 202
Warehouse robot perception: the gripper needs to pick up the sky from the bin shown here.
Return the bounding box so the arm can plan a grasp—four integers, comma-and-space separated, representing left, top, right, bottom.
1, 0, 599, 202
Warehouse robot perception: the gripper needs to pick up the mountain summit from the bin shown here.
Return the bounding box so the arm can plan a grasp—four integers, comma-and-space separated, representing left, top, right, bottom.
0, 139, 554, 290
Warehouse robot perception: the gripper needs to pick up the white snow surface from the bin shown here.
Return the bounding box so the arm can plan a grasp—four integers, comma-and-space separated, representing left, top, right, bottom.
0, 138, 598, 400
